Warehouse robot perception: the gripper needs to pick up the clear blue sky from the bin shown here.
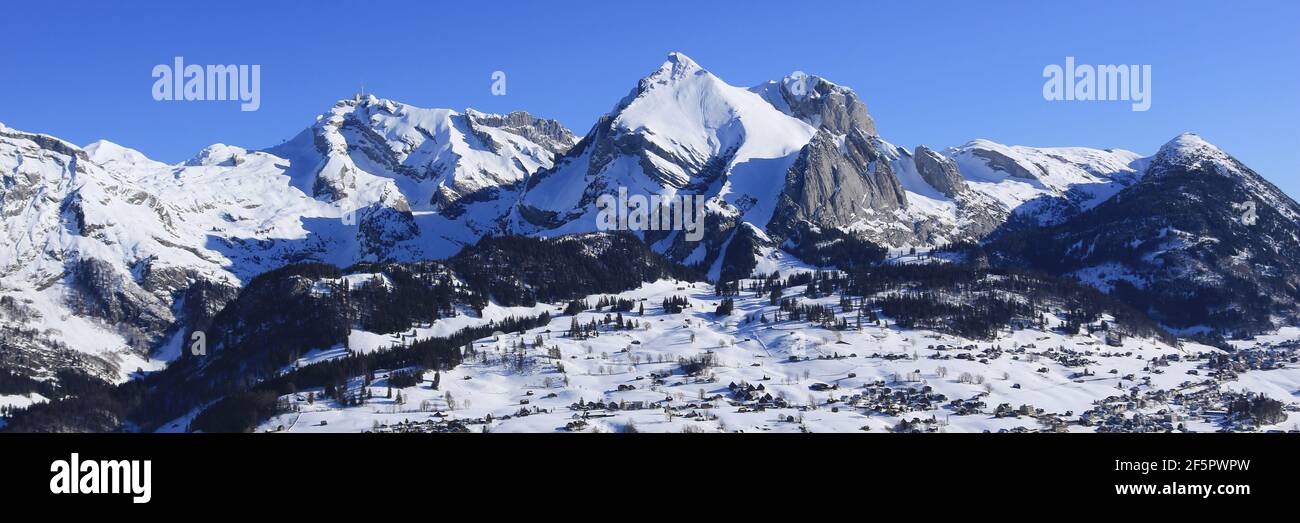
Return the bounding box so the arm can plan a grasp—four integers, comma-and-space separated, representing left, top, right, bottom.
2, 0, 1297, 197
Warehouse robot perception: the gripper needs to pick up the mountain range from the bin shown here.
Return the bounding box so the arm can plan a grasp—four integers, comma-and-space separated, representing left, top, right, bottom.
1, 52, 1297, 420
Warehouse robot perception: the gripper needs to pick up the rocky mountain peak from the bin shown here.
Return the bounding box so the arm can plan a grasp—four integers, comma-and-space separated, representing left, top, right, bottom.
754, 73, 877, 136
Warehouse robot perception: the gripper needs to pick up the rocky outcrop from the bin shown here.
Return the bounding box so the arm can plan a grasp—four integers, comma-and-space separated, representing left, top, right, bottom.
763, 74, 877, 136
466, 110, 577, 157
769, 129, 907, 238
968, 146, 1047, 180
913, 145, 967, 197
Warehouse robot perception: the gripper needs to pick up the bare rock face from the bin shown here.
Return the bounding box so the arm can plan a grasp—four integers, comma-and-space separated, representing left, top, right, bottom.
769, 129, 907, 237
968, 146, 1046, 180
913, 145, 967, 198
466, 110, 577, 157
766, 74, 877, 136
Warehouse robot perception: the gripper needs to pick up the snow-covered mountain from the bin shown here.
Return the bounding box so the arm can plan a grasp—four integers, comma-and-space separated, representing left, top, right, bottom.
270, 96, 573, 217
513, 53, 818, 280
510, 54, 1149, 281
989, 133, 1300, 335
0, 99, 577, 385
261, 95, 577, 262
761, 80, 1147, 250
1, 51, 1298, 415
0, 123, 240, 384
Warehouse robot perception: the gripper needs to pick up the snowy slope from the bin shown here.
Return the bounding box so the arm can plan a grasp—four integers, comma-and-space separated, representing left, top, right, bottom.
948, 139, 1146, 225
515, 53, 818, 272
268, 96, 572, 217
252, 278, 1300, 434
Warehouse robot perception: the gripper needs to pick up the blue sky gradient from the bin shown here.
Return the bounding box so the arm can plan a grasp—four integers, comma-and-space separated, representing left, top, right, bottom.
1, 0, 1297, 197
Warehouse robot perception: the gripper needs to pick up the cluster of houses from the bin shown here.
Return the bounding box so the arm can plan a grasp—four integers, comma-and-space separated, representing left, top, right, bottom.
365, 404, 567, 433
366, 417, 474, 433
1073, 375, 1298, 432
1034, 346, 1098, 368
923, 343, 1005, 365
1080, 403, 1187, 433
947, 394, 988, 415
893, 416, 943, 433
569, 398, 660, 412
842, 384, 947, 417
986, 402, 1072, 432
1202, 347, 1295, 379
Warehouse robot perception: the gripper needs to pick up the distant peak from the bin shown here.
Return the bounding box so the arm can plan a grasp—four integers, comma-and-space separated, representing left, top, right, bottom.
320, 94, 417, 126
781, 71, 840, 94
83, 139, 121, 152
185, 143, 248, 167
1162, 132, 1214, 151
652, 51, 706, 81
85, 139, 137, 158
612, 52, 715, 112
333, 93, 396, 111
1153, 132, 1228, 167
665, 51, 700, 69
85, 140, 166, 171
958, 138, 1004, 150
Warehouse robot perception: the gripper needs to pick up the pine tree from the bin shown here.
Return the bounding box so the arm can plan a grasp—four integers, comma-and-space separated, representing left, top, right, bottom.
569, 317, 581, 338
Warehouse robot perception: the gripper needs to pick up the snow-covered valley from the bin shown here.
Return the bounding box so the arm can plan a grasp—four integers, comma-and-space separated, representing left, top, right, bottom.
236, 277, 1299, 434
